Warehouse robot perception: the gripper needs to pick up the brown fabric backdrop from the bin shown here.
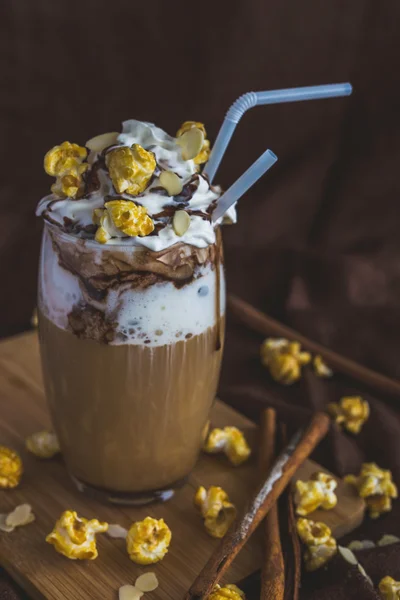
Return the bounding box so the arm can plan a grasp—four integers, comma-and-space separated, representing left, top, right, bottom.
1, 0, 400, 598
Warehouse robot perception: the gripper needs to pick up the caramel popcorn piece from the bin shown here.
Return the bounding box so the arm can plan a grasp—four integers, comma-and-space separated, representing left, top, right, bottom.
26, 430, 60, 459
379, 576, 400, 599
126, 517, 171, 565
208, 584, 245, 600
194, 486, 237, 538
260, 338, 311, 385
94, 200, 154, 244
176, 121, 210, 164
296, 518, 337, 571
44, 141, 88, 199
345, 462, 398, 518
294, 471, 338, 516
327, 396, 370, 434
313, 355, 333, 378
46, 510, 108, 560
0, 446, 23, 488
203, 426, 251, 466
106, 200, 154, 237
106, 144, 156, 195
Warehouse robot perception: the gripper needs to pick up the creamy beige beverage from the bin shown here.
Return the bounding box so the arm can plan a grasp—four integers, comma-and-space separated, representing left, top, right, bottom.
37, 120, 235, 502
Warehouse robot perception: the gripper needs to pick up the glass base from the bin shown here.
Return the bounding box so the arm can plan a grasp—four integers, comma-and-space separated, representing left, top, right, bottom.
70, 474, 187, 506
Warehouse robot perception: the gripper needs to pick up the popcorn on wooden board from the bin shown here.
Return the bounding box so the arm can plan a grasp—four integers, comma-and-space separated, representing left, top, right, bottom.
0, 445, 23, 489
379, 576, 400, 600
296, 518, 337, 571
44, 141, 88, 199
203, 426, 251, 466
207, 584, 245, 600
26, 430, 60, 459
327, 396, 369, 434
46, 510, 108, 560
176, 121, 211, 165
294, 471, 338, 516
260, 338, 311, 385
344, 462, 398, 518
106, 144, 156, 195
194, 485, 237, 538
126, 517, 171, 565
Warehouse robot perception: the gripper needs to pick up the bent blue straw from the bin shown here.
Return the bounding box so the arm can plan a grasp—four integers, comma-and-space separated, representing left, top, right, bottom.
205, 83, 352, 183
212, 148, 277, 222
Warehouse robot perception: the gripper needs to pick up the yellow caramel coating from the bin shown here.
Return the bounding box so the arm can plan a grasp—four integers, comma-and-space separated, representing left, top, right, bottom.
208, 584, 245, 600
295, 472, 338, 516
44, 142, 88, 199
379, 576, 400, 599
0, 446, 23, 489
26, 431, 60, 459
203, 426, 251, 466
345, 463, 398, 518
327, 396, 370, 434
194, 486, 237, 538
176, 121, 210, 164
46, 510, 108, 560
44, 142, 87, 177
260, 337, 311, 385
106, 144, 156, 195
126, 517, 171, 565
105, 200, 154, 237
297, 518, 337, 571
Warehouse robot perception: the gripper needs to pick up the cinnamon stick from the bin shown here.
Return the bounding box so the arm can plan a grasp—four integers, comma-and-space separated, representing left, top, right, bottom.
259, 409, 284, 600
185, 412, 330, 600
280, 424, 301, 600
228, 293, 400, 398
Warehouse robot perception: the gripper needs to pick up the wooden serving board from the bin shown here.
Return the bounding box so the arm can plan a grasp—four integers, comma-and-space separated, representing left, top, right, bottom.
0, 332, 365, 600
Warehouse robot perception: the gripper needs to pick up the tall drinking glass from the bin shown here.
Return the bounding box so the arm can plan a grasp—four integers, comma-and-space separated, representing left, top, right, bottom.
38, 222, 225, 504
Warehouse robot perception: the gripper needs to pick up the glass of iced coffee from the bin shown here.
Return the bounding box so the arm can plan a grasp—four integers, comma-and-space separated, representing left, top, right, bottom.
37, 120, 234, 504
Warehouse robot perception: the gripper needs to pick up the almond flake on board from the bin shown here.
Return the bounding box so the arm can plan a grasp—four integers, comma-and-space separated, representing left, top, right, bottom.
135, 572, 159, 592
0, 514, 15, 532
6, 504, 35, 528
119, 584, 143, 600
107, 524, 128, 539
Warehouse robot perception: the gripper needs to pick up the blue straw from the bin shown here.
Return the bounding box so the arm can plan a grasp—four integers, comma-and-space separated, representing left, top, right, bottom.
205, 83, 352, 183
212, 149, 277, 222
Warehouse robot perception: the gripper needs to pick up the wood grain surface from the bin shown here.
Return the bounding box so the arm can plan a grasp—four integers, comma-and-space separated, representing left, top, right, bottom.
0, 333, 365, 599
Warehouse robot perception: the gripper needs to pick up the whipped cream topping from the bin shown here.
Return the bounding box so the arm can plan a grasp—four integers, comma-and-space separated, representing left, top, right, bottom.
37, 120, 236, 251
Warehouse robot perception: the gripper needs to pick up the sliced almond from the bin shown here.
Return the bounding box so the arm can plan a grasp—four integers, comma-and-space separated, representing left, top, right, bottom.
173, 210, 190, 237
338, 545, 358, 565
107, 524, 128, 539
177, 127, 204, 161
347, 540, 375, 551
135, 572, 159, 592
6, 504, 34, 528
0, 514, 14, 533
378, 534, 400, 546
118, 585, 143, 600
86, 132, 119, 153
159, 171, 183, 196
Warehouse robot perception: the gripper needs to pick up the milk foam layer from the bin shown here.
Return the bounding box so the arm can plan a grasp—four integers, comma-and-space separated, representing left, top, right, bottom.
39, 225, 225, 347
